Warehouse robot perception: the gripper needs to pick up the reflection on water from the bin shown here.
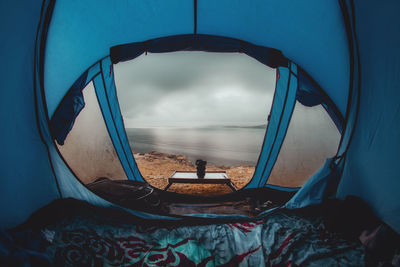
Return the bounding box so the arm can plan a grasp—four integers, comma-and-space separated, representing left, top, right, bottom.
126, 127, 266, 166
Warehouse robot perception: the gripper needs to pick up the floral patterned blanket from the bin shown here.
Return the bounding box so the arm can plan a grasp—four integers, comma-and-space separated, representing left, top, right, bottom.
42, 209, 365, 266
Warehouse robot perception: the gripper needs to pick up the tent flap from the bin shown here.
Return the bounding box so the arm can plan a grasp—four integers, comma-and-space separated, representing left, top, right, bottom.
111, 34, 288, 68
50, 70, 88, 145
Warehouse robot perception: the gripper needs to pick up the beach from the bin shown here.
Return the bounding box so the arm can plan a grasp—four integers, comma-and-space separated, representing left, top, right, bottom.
133, 151, 255, 196
59, 122, 339, 195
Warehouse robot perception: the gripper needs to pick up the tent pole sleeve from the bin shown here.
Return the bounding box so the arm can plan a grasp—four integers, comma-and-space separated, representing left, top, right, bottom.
92, 57, 143, 181
245, 63, 298, 188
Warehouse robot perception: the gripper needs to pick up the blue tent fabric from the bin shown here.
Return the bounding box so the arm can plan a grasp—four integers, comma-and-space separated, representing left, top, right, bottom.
285, 157, 342, 209
246, 63, 298, 188
44, 0, 195, 118
48, 61, 104, 146
0, 0, 60, 229
48, 61, 102, 146
49, 70, 88, 145
29, 0, 167, 223
196, 0, 349, 116
48, 56, 144, 182
93, 57, 143, 182
297, 69, 344, 133
337, 0, 400, 233
44, 0, 349, 119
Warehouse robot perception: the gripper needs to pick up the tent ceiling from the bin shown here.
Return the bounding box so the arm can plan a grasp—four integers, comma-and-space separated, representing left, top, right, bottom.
45, 0, 349, 118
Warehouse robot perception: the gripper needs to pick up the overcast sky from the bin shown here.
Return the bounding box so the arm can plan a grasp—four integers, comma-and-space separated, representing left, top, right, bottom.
113, 51, 276, 128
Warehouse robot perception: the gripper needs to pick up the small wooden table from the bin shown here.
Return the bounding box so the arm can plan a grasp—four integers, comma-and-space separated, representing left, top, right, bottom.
164, 171, 237, 192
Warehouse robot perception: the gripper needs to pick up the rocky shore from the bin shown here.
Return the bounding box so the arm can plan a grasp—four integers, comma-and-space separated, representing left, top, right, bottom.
133, 151, 255, 196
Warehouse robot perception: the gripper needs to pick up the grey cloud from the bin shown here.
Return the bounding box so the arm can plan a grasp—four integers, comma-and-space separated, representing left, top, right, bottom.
113, 51, 276, 127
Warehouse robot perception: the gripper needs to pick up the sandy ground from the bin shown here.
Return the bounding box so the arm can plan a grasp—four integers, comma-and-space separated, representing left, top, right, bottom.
134, 152, 255, 196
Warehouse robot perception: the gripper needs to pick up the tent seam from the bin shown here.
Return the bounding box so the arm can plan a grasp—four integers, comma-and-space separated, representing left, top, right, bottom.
34, 0, 62, 198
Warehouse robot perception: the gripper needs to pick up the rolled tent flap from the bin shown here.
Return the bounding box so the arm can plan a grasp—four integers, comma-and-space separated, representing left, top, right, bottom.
285, 157, 342, 209
296, 68, 344, 133
110, 34, 289, 68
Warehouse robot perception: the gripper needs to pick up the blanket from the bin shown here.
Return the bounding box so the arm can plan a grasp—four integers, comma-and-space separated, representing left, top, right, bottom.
42, 210, 365, 266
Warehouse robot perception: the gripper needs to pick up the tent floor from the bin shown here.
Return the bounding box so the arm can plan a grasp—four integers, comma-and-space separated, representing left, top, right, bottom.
10, 197, 400, 266
85, 178, 296, 217
10, 198, 372, 266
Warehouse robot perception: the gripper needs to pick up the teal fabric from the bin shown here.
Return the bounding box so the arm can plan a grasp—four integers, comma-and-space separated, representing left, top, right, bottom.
297, 69, 344, 133
50, 70, 88, 145
92, 57, 143, 181
246, 63, 298, 188
337, 0, 400, 233
0, 0, 59, 229
197, 0, 349, 115
45, 0, 194, 117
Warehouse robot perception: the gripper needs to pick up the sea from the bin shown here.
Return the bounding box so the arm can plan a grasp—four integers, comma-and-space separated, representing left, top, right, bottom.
126, 126, 266, 166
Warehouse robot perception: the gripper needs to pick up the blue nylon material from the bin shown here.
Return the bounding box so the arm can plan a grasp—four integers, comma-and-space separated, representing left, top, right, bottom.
337, 0, 400, 233
44, 0, 348, 119
246, 68, 289, 188
297, 70, 344, 133
50, 70, 88, 145
265, 184, 299, 193
245, 63, 298, 188
86, 62, 101, 84
261, 64, 298, 187
296, 75, 325, 107
49, 62, 103, 146
0, 0, 60, 229
93, 57, 143, 181
93, 74, 134, 180
45, 0, 193, 118
285, 157, 340, 209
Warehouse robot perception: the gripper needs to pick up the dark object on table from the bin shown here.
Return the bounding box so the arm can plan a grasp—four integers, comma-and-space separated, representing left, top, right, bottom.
196, 159, 207, 178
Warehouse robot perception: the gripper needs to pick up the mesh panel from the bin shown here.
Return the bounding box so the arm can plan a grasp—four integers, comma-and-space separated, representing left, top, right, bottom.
267, 103, 340, 187
57, 82, 127, 183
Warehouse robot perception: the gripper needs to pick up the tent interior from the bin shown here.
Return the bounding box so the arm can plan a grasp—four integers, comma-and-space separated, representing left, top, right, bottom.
1, 0, 400, 266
